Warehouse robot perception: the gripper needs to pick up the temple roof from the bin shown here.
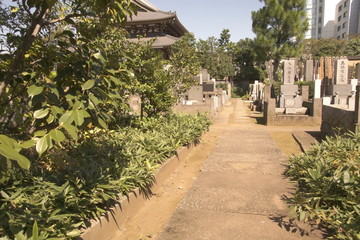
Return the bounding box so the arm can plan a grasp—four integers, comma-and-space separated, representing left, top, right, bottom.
131, 0, 160, 12
128, 35, 180, 48
128, 11, 176, 23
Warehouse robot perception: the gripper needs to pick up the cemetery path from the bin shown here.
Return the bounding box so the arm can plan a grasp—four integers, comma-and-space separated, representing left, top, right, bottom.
113, 99, 325, 240
157, 99, 325, 240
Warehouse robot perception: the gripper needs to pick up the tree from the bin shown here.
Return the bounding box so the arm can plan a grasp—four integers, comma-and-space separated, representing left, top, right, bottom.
0, 1, 139, 171
197, 34, 235, 80
219, 28, 231, 49
168, 33, 200, 100
344, 35, 360, 56
0, 0, 136, 98
234, 38, 263, 82
302, 38, 345, 58
252, 0, 308, 83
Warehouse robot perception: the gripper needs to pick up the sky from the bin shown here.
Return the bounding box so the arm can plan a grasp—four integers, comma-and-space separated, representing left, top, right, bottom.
149, 0, 264, 42
1, 0, 264, 42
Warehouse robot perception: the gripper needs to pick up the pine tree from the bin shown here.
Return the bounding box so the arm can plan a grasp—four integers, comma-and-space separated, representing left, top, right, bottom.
252, 0, 308, 83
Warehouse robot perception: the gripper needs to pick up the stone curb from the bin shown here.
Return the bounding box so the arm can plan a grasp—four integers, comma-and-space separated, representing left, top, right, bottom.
79, 135, 205, 240
292, 131, 319, 152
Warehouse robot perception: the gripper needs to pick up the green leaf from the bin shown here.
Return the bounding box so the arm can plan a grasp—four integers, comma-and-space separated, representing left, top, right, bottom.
36, 136, 49, 156
98, 118, 108, 129
62, 124, 78, 141
73, 110, 85, 126
59, 111, 74, 125
66, 229, 82, 238
93, 52, 107, 63
49, 129, 66, 143
0, 144, 30, 169
32, 221, 39, 240
20, 140, 35, 149
28, 85, 44, 97
34, 130, 47, 137
34, 108, 50, 119
82, 80, 95, 90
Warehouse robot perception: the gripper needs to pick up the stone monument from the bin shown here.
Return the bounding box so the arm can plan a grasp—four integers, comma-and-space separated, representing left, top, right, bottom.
327, 58, 353, 106
304, 60, 314, 82
279, 60, 306, 114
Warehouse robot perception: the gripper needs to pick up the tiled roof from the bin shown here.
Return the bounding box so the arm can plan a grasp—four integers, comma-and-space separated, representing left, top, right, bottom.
128, 35, 180, 48
128, 11, 176, 23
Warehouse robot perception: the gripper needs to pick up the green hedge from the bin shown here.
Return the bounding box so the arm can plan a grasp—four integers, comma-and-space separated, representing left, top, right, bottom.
287, 132, 360, 239
0, 114, 211, 239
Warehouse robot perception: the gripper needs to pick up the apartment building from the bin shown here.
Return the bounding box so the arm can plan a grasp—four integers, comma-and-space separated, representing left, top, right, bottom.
335, 0, 360, 39
305, 0, 339, 39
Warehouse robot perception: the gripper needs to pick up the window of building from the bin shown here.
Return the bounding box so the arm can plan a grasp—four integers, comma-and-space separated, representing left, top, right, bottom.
338, 16, 342, 22
318, 28, 322, 34
343, 11, 347, 18
318, 17, 322, 24
319, 6, 322, 13
343, 22, 346, 29
338, 5, 342, 12
342, 33, 346, 38
344, 0, 348, 7
337, 25, 341, 31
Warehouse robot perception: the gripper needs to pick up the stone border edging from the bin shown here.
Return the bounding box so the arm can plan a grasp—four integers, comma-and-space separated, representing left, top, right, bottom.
79, 136, 203, 240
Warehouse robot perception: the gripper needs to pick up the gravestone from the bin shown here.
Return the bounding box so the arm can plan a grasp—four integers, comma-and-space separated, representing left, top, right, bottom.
187, 86, 203, 103
335, 59, 349, 85
319, 57, 325, 80
266, 61, 274, 83
283, 60, 295, 85
324, 57, 333, 85
304, 60, 314, 82
201, 69, 210, 82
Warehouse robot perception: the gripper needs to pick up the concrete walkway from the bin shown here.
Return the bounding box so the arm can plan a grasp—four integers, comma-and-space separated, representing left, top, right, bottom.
158, 99, 325, 240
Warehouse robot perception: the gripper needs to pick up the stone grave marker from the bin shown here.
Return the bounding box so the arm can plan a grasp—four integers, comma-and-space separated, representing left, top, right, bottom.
324, 57, 333, 85
319, 57, 325, 80
304, 60, 314, 81
283, 60, 295, 85
335, 59, 349, 85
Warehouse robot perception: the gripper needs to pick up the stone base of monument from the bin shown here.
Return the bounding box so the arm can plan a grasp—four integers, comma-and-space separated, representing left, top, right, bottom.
275, 107, 308, 115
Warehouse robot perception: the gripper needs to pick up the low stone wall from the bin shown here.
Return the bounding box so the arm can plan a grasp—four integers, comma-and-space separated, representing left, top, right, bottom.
264, 98, 322, 126
321, 105, 356, 135
79, 141, 200, 240
173, 104, 213, 117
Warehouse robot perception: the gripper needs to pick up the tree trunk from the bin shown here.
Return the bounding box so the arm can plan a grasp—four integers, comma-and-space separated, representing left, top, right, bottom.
0, 7, 49, 98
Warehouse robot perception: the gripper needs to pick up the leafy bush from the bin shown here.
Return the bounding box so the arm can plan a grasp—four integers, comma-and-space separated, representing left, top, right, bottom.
0, 114, 211, 239
287, 132, 360, 239
231, 87, 247, 98
296, 81, 315, 99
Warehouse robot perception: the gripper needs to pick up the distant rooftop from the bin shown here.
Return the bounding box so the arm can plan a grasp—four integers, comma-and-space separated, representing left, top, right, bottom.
131, 0, 160, 12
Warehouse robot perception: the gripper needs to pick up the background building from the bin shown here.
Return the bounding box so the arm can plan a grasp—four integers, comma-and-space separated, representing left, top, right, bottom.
305, 0, 360, 39
305, 0, 339, 39
335, 0, 360, 39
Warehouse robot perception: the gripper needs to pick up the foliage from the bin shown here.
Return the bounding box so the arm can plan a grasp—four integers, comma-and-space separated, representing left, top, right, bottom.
234, 38, 264, 82
344, 36, 360, 57
0, 0, 137, 172
287, 132, 360, 240
197, 31, 235, 80
216, 83, 228, 91
231, 87, 248, 98
218, 29, 231, 49
252, 0, 308, 83
0, 114, 211, 239
302, 38, 346, 58
302, 36, 360, 58
168, 33, 201, 100
295, 81, 314, 99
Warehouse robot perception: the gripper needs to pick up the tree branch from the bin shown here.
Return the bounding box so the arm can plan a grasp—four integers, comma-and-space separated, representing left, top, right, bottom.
46, 13, 84, 25
0, 6, 49, 99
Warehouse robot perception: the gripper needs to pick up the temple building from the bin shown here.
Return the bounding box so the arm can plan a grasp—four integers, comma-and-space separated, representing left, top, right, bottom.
126, 0, 189, 57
